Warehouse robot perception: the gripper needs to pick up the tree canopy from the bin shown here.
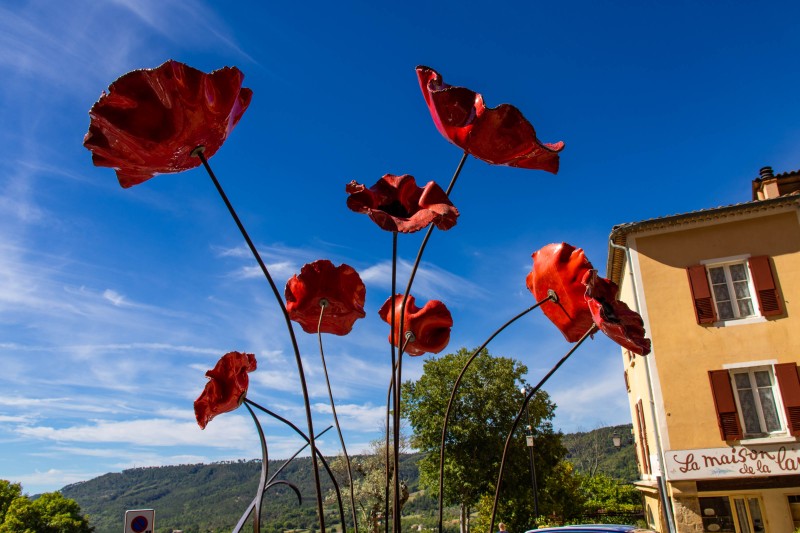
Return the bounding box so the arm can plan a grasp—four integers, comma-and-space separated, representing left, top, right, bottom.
0, 481, 93, 533
401, 348, 567, 533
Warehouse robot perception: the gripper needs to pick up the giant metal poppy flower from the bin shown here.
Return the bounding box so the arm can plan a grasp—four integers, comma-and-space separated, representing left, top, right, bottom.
285, 259, 366, 335
346, 174, 459, 233
583, 270, 651, 356
526, 243, 595, 342
378, 294, 453, 356
416, 66, 564, 173
84, 60, 253, 188
194, 351, 257, 429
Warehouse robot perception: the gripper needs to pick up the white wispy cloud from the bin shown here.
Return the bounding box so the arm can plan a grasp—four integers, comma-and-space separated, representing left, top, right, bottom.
360, 259, 488, 305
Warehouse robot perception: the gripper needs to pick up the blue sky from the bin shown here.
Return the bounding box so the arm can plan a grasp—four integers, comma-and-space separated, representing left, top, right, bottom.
1, 0, 799, 495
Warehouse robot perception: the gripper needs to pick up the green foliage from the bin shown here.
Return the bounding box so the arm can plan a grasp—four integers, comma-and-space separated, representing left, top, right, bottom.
401, 348, 566, 533
0, 481, 22, 525
562, 424, 638, 481
0, 482, 92, 533
579, 471, 640, 515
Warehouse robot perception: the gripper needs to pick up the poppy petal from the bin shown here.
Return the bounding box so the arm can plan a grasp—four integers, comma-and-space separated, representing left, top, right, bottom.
378, 294, 453, 356
583, 270, 651, 356
194, 351, 257, 429
84, 60, 252, 188
526, 243, 595, 342
417, 66, 563, 173
346, 174, 458, 233
285, 260, 366, 335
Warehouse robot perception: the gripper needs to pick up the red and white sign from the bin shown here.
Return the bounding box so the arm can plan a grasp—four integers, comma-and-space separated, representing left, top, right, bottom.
124, 509, 155, 533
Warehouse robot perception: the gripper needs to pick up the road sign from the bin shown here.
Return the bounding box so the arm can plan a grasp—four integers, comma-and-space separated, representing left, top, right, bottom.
124, 509, 155, 533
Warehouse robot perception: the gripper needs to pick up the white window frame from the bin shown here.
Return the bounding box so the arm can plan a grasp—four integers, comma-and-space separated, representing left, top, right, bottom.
727, 364, 788, 439
701, 255, 765, 326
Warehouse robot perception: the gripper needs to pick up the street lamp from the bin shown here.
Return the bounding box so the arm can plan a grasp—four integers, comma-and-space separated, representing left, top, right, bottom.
520, 386, 539, 518
612, 432, 622, 449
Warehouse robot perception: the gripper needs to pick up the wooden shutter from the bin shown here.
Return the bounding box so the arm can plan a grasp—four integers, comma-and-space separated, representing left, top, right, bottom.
635, 399, 651, 474
623, 370, 630, 392
748, 256, 784, 317
775, 363, 800, 437
708, 370, 743, 441
687, 265, 717, 324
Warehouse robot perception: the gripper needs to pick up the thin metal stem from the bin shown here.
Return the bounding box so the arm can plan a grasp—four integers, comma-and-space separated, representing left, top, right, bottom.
488, 326, 597, 533
384, 232, 398, 533
435, 296, 552, 533
394, 152, 467, 533
317, 303, 359, 533
194, 149, 325, 531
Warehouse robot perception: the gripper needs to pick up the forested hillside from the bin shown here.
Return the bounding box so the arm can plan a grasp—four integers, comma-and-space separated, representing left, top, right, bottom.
61, 454, 423, 533
60, 425, 637, 533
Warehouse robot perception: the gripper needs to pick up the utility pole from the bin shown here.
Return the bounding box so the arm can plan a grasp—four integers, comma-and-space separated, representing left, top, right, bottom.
521, 386, 539, 518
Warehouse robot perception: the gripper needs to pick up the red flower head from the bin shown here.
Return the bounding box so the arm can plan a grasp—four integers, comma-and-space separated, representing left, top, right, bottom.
194, 351, 257, 429
583, 270, 651, 356
84, 60, 253, 188
346, 174, 459, 233
285, 259, 367, 335
416, 66, 564, 173
526, 243, 595, 342
378, 294, 453, 356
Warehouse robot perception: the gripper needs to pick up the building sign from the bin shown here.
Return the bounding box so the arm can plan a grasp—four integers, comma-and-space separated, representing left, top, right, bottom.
666, 443, 800, 480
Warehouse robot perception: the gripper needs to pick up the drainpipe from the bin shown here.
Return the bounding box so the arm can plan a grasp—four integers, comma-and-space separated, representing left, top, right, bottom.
609, 239, 677, 533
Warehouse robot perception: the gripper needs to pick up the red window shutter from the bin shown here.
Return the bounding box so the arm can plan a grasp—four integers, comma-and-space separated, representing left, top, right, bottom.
775, 363, 800, 437
708, 370, 743, 441
687, 265, 717, 324
748, 256, 784, 317
635, 399, 651, 474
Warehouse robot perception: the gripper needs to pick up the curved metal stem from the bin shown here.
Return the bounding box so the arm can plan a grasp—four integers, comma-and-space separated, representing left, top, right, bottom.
194, 149, 325, 531
237, 401, 269, 533
317, 304, 359, 533
488, 326, 597, 533
244, 400, 345, 531
435, 296, 552, 533
233, 416, 333, 533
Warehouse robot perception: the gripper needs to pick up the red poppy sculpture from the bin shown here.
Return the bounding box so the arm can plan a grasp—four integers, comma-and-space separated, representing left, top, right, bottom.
194, 351, 257, 429
526, 243, 595, 342
84, 60, 253, 188
378, 294, 453, 356
416, 66, 564, 173
346, 174, 459, 233
583, 270, 651, 356
285, 259, 367, 335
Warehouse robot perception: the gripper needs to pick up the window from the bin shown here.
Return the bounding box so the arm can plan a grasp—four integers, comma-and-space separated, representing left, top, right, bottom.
731, 367, 783, 436
699, 496, 766, 533
788, 495, 800, 529
707, 262, 755, 320
709, 363, 800, 441
687, 256, 783, 325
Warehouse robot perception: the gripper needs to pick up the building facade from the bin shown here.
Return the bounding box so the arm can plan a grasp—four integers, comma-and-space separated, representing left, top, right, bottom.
605, 167, 800, 533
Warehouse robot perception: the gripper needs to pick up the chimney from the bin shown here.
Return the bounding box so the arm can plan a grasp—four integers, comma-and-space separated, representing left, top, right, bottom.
752, 166, 780, 200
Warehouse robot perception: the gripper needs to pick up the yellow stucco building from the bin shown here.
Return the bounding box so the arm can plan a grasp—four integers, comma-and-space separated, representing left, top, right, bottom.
605, 167, 800, 533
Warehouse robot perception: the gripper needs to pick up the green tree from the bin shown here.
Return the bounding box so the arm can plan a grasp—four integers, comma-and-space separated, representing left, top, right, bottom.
579, 471, 641, 517
401, 348, 567, 533
0, 481, 22, 524
0, 482, 93, 533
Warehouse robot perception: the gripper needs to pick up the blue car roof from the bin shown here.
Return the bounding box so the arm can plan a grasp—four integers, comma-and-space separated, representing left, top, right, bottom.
525, 525, 653, 533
